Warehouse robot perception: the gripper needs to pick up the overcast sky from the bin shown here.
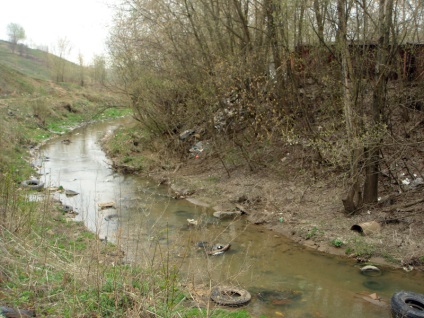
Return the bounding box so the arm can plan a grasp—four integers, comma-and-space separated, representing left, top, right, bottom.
0, 0, 117, 64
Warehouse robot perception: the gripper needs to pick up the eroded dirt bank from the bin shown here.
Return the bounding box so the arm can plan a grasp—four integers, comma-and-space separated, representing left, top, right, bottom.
103, 124, 424, 272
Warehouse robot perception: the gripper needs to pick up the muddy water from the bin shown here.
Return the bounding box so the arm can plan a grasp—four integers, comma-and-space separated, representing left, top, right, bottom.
37, 119, 424, 318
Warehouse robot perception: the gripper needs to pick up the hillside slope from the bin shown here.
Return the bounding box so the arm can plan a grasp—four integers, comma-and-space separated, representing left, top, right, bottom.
0, 40, 53, 82
0, 42, 127, 177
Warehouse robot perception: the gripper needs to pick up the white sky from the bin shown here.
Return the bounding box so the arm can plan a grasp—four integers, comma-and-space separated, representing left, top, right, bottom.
0, 0, 118, 64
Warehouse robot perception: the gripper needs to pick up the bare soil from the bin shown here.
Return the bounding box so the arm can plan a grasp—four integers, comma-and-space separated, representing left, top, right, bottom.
105, 131, 424, 272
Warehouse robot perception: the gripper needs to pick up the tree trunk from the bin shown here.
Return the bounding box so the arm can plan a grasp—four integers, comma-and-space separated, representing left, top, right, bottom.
338, 0, 362, 213
264, 0, 285, 110
363, 0, 394, 204
363, 147, 379, 203
313, 0, 325, 41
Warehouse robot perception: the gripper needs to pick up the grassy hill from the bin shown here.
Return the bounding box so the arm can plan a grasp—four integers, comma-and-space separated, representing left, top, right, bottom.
0, 40, 129, 178
0, 40, 54, 81
0, 40, 86, 91
0, 40, 52, 96
0, 62, 43, 95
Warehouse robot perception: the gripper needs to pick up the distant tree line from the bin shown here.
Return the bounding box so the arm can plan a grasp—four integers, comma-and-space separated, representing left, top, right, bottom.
4, 23, 107, 86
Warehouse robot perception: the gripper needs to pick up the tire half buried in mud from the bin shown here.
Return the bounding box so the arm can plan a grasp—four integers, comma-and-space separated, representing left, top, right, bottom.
210, 286, 251, 306
21, 179, 44, 191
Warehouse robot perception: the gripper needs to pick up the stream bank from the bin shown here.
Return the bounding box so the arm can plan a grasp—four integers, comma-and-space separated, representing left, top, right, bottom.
103, 119, 424, 272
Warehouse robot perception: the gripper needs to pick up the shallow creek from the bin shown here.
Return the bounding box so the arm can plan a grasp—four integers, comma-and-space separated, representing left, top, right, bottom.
35, 119, 424, 317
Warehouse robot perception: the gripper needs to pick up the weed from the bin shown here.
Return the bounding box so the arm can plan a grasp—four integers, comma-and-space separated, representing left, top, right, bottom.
345, 247, 353, 255
207, 175, 221, 183
306, 226, 319, 239
183, 308, 251, 318
346, 237, 375, 257
382, 253, 397, 263
330, 238, 344, 248
123, 156, 133, 163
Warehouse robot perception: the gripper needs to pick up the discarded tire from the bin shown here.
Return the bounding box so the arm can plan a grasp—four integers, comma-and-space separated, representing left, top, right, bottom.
61, 205, 73, 213
257, 289, 302, 305
65, 189, 79, 196
360, 265, 382, 277
363, 279, 386, 291
210, 286, 251, 306
104, 214, 119, 221
391, 291, 424, 318
21, 179, 44, 191
207, 244, 231, 256
174, 210, 194, 219
1, 306, 36, 317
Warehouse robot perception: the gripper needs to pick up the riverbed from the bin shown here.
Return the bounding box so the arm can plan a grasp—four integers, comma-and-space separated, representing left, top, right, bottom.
35, 118, 424, 317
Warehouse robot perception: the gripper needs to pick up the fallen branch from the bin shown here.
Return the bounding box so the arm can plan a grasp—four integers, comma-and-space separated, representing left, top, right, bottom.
382, 198, 424, 212
403, 197, 424, 208
380, 213, 422, 224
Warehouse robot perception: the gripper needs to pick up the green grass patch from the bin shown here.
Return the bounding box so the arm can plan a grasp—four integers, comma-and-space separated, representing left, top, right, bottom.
93, 107, 132, 120
346, 237, 375, 257
46, 112, 85, 133
183, 308, 252, 318
330, 238, 344, 248
306, 226, 319, 239
106, 125, 152, 171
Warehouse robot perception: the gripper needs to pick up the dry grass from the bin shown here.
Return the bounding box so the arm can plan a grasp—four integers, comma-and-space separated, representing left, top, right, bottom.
0, 172, 254, 317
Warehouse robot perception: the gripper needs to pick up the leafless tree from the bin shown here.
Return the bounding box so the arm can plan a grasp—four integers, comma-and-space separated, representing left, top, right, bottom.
50, 37, 72, 83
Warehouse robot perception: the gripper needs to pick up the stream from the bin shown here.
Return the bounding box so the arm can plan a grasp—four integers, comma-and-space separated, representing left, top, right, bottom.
35, 118, 424, 317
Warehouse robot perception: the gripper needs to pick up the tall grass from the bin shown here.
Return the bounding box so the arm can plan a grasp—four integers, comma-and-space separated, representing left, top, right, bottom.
0, 172, 252, 317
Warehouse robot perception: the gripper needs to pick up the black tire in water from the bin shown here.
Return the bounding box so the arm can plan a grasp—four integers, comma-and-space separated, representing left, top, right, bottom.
363, 279, 386, 291
174, 210, 194, 219
391, 291, 424, 318
210, 286, 251, 306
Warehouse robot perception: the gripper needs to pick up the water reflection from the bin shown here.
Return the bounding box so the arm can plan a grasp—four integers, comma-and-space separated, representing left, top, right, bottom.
36, 119, 424, 317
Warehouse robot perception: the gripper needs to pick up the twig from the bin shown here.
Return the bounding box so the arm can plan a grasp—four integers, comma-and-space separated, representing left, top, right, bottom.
406, 119, 424, 136
217, 154, 231, 178
380, 149, 404, 192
